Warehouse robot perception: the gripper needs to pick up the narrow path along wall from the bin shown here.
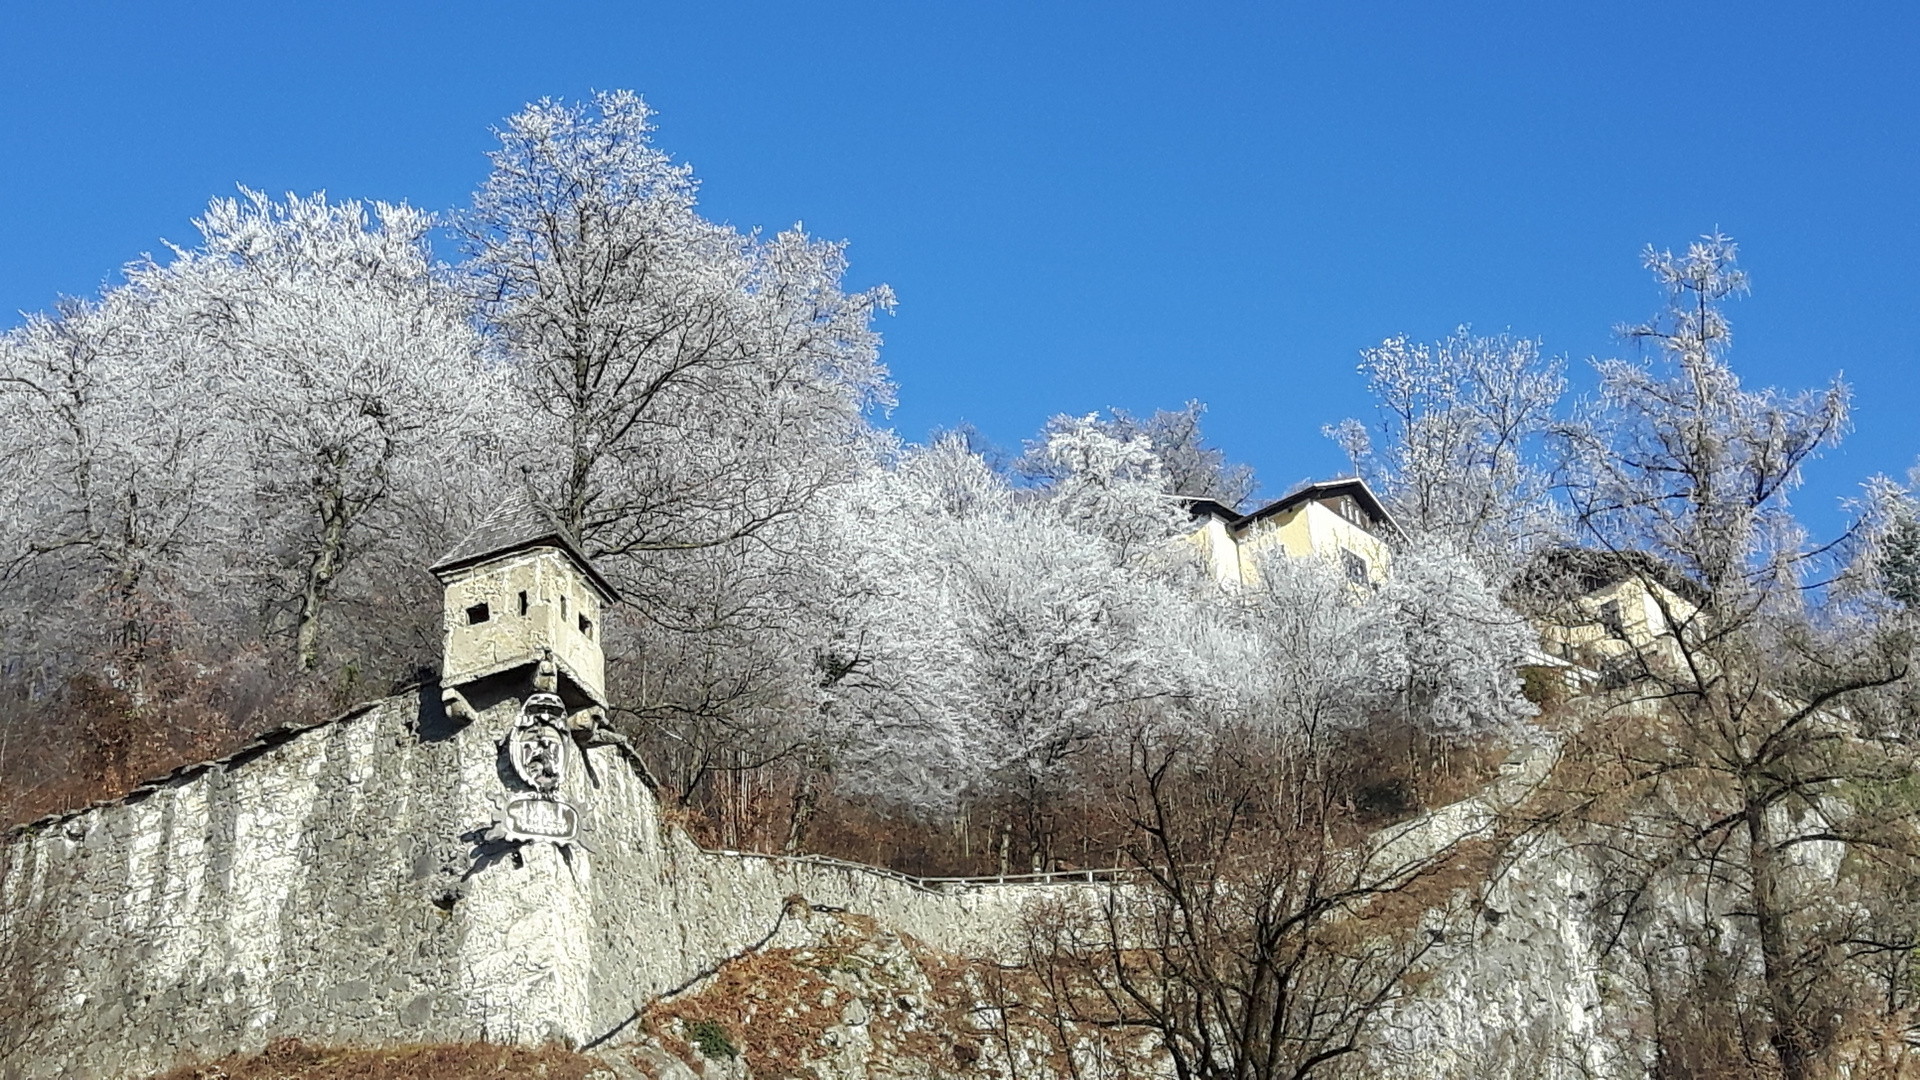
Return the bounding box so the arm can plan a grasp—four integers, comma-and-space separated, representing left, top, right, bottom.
0, 686, 1055, 1080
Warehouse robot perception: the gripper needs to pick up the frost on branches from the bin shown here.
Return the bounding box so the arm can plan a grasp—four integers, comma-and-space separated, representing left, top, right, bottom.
0, 188, 491, 680
129, 190, 497, 670
1330, 329, 1566, 582
0, 88, 1539, 872
461, 90, 893, 587
813, 423, 1536, 823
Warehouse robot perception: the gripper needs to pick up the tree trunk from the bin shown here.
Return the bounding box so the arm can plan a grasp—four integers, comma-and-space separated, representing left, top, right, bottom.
295, 478, 351, 672
783, 770, 819, 855
1746, 792, 1811, 1080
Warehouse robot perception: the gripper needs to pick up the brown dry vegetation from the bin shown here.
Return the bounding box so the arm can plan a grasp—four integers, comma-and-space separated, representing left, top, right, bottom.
0, 649, 367, 831
147, 1039, 603, 1080
623, 905, 1164, 1080
666, 713, 1512, 882
641, 941, 865, 1073
634, 910, 976, 1078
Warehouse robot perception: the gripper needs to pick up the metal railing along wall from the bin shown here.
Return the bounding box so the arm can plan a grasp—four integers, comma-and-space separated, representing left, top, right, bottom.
700, 848, 1133, 894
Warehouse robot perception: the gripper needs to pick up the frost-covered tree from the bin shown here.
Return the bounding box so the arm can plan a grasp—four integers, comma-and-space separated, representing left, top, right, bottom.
1221, 543, 1533, 752
1546, 235, 1919, 1079
1020, 402, 1257, 509
1564, 236, 1847, 607
808, 439, 991, 814
461, 93, 896, 802
1330, 329, 1565, 578
820, 436, 1186, 865
1031, 414, 1190, 563
817, 419, 1534, 867
1373, 543, 1538, 738
1870, 474, 1920, 608
461, 90, 891, 573
0, 293, 241, 674
1223, 552, 1389, 746
130, 190, 495, 670
0, 288, 254, 800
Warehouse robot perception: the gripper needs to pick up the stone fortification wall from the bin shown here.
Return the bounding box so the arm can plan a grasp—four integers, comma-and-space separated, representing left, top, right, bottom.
0, 682, 1625, 1080
0, 685, 1051, 1080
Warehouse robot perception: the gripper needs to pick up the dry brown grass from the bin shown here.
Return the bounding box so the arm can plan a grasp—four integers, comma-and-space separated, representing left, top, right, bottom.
148, 1038, 603, 1080
642, 943, 847, 1075
623, 910, 1053, 1079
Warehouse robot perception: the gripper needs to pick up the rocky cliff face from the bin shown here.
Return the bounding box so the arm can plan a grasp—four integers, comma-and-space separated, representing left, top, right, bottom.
586, 904, 1169, 1080
598, 908, 1032, 1080
1367, 830, 1615, 1079
580, 844, 1623, 1080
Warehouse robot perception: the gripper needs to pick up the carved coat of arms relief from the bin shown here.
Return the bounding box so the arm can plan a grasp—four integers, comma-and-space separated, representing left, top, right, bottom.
495, 691, 583, 846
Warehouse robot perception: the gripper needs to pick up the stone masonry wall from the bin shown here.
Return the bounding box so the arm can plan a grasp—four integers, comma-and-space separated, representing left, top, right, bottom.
0, 683, 1055, 1080
0, 682, 1623, 1080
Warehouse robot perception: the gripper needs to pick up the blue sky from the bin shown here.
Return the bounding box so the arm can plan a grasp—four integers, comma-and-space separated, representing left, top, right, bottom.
3, 3, 1915, 534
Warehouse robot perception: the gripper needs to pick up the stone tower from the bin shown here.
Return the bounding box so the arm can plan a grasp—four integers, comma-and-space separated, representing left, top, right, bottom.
429, 495, 619, 714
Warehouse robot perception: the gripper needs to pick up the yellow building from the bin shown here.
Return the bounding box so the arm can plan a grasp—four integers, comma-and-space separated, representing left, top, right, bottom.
1516, 548, 1706, 684
1183, 478, 1400, 588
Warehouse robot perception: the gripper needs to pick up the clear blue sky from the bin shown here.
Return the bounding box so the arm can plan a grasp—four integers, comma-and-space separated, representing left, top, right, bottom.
3, 3, 1915, 533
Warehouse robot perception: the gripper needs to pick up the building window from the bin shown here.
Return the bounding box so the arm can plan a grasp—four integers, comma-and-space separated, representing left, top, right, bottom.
578, 614, 594, 640
1598, 655, 1637, 690
1599, 599, 1625, 638
465, 602, 491, 625
518, 591, 530, 617
1342, 549, 1369, 586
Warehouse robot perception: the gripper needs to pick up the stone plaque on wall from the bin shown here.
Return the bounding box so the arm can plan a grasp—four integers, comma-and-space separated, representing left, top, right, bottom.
501, 793, 579, 843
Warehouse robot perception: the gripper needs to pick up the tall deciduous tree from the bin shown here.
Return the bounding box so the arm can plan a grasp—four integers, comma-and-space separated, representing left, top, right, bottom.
1018, 722, 1468, 1080
1330, 329, 1565, 579
461, 90, 891, 570
0, 293, 240, 676
462, 92, 895, 800
130, 190, 496, 671
1548, 235, 1917, 1078
822, 432, 1184, 866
